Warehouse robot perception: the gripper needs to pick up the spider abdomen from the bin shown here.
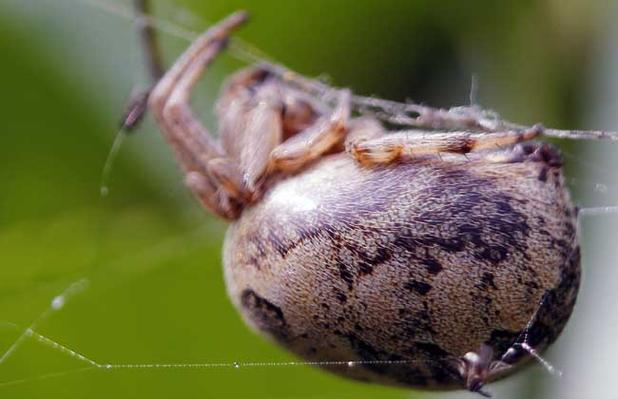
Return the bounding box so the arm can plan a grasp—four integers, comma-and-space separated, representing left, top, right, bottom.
223, 144, 580, 389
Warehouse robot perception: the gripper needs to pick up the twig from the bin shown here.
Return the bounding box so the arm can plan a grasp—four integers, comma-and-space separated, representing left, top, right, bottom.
119, 0, 164, 132
134, 0, 164, 81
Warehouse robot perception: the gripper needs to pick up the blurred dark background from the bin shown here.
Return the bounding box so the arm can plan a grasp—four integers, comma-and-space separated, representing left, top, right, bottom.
1, 1, 617, 398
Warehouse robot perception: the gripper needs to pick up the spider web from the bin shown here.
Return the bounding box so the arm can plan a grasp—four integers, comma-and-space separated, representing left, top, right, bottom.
1, 1, 618, 399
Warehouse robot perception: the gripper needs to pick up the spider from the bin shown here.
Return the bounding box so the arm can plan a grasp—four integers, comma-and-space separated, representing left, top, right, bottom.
134, 10, 616, 397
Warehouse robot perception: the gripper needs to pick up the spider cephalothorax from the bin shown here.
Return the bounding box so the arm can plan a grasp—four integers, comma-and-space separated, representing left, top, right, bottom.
147, 11, 582, 395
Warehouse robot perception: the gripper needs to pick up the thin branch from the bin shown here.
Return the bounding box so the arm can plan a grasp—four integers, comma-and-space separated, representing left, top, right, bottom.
119, 0, 164, 131
134, 0, 164, 82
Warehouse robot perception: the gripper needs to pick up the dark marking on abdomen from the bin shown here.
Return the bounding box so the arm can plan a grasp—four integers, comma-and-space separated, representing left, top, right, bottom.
241, 289, 288, 340
422, 257, 443, 275
404, 280, 432, 295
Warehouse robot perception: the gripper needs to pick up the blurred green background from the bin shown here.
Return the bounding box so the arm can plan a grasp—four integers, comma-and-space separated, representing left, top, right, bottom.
1, 0, 617, 398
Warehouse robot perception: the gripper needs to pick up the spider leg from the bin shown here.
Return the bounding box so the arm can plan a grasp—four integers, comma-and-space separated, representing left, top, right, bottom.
344, 117, 385, 145
270, 90, 351, 172
234, 83, 285, 195
184, 171, 240, 218
348, 125, 542, 166
206, 157, 252, 202
148, 11, 249, 219
267, 64, 618, 140
214, 67, 287, 197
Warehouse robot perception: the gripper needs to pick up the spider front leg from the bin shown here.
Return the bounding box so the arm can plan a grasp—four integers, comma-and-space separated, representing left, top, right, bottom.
216, 69, 288, 197
216, 66, 355, 183
149, 11, 250, 219
269, 89, 351, 173
348, 125, 543, 166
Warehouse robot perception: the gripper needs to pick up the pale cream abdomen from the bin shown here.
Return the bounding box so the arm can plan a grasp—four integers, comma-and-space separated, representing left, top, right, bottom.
223, 147, 580, 389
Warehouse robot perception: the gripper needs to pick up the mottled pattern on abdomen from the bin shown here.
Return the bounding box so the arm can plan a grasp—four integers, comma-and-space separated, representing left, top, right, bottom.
223, 146, 580, 389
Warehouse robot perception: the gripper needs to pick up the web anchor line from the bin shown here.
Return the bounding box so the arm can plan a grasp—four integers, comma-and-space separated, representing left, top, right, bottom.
0, 279, 89, 366
6, 325, 411, 371
578, 206, 618, 217
0, 325, 418, 388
